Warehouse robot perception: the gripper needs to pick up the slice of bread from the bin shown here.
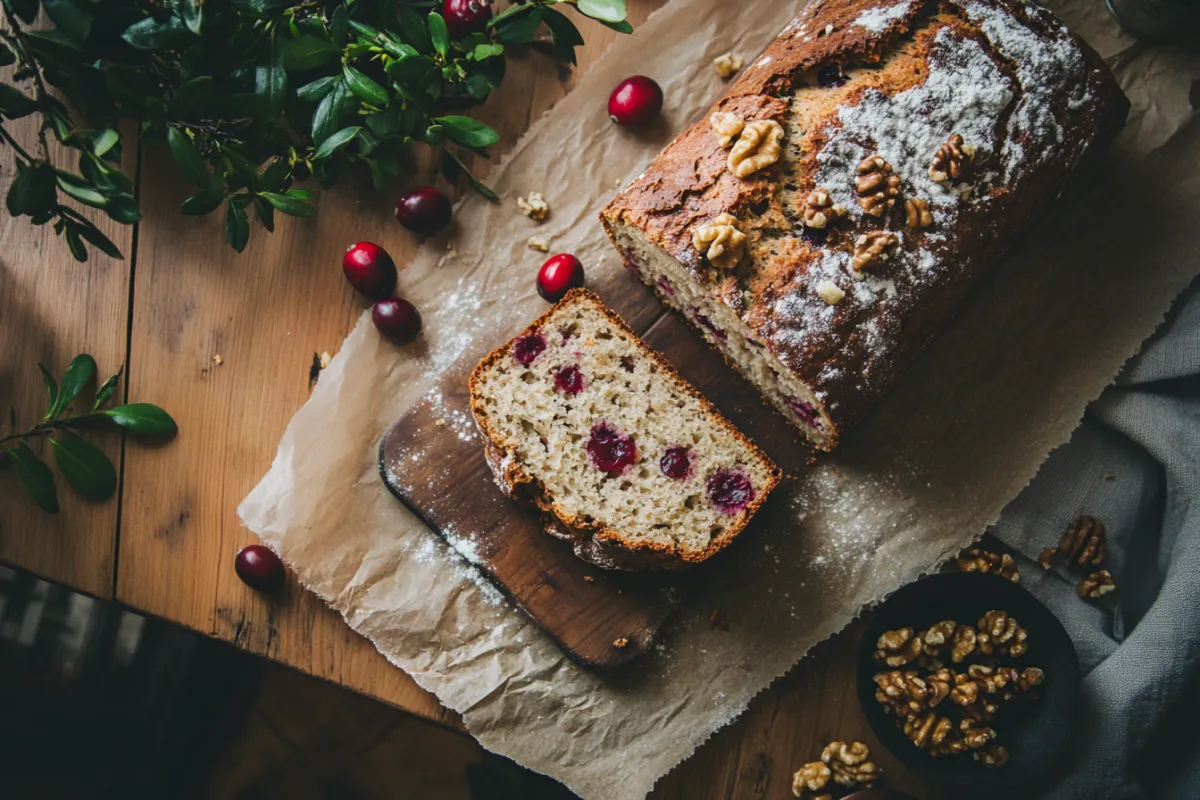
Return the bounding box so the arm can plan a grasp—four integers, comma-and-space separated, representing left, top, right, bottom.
469, 289, 781, 570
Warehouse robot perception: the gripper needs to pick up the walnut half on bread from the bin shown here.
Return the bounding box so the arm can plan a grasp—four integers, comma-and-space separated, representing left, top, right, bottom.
469, 290, 780, 571
600, 0, 1128, 451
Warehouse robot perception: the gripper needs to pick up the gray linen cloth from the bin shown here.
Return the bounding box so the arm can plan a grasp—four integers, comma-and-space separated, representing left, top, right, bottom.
992, 280, 1200, 799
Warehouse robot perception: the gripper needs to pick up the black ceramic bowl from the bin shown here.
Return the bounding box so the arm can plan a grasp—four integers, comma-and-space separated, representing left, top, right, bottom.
857, 572, 1080, 791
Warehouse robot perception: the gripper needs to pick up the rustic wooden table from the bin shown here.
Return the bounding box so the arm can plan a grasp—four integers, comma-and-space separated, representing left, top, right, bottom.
0, 3, 940, 797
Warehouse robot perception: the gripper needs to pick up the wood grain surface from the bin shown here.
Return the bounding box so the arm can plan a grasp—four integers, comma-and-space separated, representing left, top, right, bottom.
0, 3, 944, 796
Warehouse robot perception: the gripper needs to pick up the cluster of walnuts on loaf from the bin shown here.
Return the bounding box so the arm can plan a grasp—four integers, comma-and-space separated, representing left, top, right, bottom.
690, 110, 979, 300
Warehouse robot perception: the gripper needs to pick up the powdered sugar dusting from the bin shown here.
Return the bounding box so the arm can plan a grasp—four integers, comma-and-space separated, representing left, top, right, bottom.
853, 1, 911, 33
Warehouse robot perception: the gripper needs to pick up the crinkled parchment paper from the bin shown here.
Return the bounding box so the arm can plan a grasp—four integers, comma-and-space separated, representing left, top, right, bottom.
239, 1, 1200, 796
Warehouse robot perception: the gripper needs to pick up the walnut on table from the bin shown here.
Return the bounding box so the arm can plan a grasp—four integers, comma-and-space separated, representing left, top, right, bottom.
1078, 569, 1116, 598
517, 191, 549, 221
929, 133, 976, 183
801, 189, 847, 229
904, 196, 933, 229
1038, 546, 1058, 569
955, 547, 1020, 582
728, 119, 784, 178
790, 761, 831, 798
852, 231, 898, 275
691, 212, 747, 270
1060, 515, 1108, 566
712, 51, 744, 79
821, 741, 880, 788
855, 154, 901, 216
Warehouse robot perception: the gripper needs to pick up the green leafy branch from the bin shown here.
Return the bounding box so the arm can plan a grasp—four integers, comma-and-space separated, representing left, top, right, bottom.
0, 0, 631, 258
1, 354, 176, 514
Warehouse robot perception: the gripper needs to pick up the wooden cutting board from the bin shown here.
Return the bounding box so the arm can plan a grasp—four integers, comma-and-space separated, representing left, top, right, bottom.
379, 269, 811, 669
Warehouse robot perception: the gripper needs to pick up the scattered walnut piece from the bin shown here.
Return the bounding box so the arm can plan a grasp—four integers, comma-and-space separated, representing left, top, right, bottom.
527, 235, 550, 253
929, 133, 976, 183
956, 547, 1020, 583
1059, 515, 1107, 566
713, 51, 744, 79
583, 575, 594, 583
855, 154, 901, 217
978, 610, 1029, 658
814, 279, 845, 306
904, 196, 933, 229
1038, 546, 1058, 569
821, 741, 879, 788
801, 189, 847, 229
1015, 666, 1045, 694
851, 231, 898, 275
691, 212, 747, 270
950, 624, 977, 663
728, 119, 784, 178
974, 743, 1010, 768
710, 111, 745, 148
791, 761, 831, 797
517, 191, 549, 221
1078, 569, 1116, 599
612, 637, 629, 648
212, 353, 224, 366
874, 627, 921, 668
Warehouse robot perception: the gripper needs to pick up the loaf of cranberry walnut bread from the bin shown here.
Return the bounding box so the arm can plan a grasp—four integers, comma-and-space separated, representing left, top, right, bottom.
601, 0, 1128, 451
469, 289, 781, 571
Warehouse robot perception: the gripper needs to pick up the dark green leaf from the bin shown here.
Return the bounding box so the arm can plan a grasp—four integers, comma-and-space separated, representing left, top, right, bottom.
22, 29, 80, 60
427, 11, 449, 57
4, 0, 40, 25
8, 407, 16, 433
89, 129, 120, 158
343, 66, 388, 106
311, 81, 347, 145
43, 0, 93, 42
7, 162, 58, 218
541, 8, 584, 65
472, 43, 504, 60
75, 221, 123, 259
597, 18, 634, 34
92, 367, 122, 411
385, 53, 436, 86
348, 20, 379, 38
312, 126, 361, 159
225, 201, 250, 252
252, 195, 274, 231
443, 149, 499, 201
0, 43, 14, 67
436, 116, 499, 149
260, 192, 316, 217
330, 5, 348, 46
494, 6, 543, 45
285, 188, 311, 200
281, 34, 339, 70
57, 176, 108, 209
171, 0, 203, 34
296, 75, 339, 102
123, 16, 195, 50
577, 0, 627, 23
104, 194, 141, 224
50, 432, 116, 502
0, 85, 37, 120
52, 353, 96, 418
37, 364, 59, 414
104, 403, 177, 436
167, 127, 211, 188
256, 63, 288, 116
397, 7, 431, 52
180, 189, 226, 215
10, 443, 59, 513
64, 225, 88, 262
234, 0, 284, 17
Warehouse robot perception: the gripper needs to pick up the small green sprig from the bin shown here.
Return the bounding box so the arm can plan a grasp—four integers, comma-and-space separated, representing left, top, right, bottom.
0, 0, 631, 259
1, 354, 176, 513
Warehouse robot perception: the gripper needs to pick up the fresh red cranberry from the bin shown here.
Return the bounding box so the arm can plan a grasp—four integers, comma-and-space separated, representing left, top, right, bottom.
442, 0, 492, 36
553, 365, 584, 394
235, 544, 284, 590
512, 331, 546, 366
395, 186, 453, 236
692, 309, 728, 342
586, 423, 637, 476
608, 76, 663, 127
656, 277, 676, 296
817, 64, 848, 87
660, 446, 693, 479
707, 470, 755, 514
342, 241, 397, 300
787, 396, 821, 427
537, 254, 585, 303
622, 248, 639, 272
372, 297, 422, 343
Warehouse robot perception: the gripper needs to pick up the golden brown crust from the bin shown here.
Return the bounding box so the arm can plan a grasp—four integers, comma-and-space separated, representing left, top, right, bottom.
601, 0, 1129, 449
468, 289, 781, 571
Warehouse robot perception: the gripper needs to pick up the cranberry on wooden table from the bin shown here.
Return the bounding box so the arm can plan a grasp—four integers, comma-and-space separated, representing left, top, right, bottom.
608, 76, 664, 127
442, 0, 492, 36
235, 544, 284, 590
537, 253, 585, 303
342, 241, 397, 300
373, 297, 423, 343
395, 186, 453, 236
